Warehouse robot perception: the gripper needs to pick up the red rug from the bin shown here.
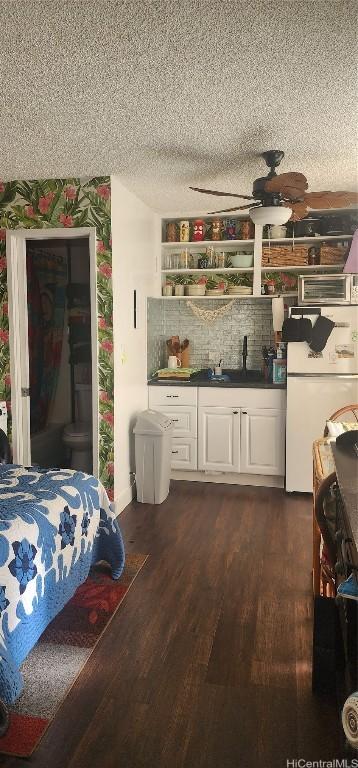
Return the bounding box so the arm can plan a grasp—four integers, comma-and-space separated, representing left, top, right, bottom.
0, 553, 148, 757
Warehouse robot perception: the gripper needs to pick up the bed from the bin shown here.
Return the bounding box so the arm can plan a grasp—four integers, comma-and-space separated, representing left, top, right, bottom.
0, 464, 125, 705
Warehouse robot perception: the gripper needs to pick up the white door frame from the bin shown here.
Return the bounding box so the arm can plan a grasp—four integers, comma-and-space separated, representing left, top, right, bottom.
6, 227, 99, 475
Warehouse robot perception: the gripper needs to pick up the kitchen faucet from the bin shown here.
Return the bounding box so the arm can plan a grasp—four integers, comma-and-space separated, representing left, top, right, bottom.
242, 335, 248, 373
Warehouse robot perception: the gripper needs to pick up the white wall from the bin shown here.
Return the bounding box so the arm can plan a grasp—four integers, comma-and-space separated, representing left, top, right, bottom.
111, 176, 159, 513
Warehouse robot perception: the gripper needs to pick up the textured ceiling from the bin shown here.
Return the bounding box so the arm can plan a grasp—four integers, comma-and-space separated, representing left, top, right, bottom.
1, 0, 357, 213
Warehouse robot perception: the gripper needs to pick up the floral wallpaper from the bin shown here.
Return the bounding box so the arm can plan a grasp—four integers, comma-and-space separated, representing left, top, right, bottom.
0, 177, 114, 499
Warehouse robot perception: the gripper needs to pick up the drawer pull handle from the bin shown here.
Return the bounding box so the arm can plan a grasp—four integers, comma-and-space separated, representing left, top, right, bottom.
172, 450, 179, 454
242, 411, 247, 415
166, 395, 179, 398
172, 419, 179, 422
233, 411, 239, 415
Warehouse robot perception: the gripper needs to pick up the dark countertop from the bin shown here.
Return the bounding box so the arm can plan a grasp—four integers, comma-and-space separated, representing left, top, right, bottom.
148, 377, 286, 390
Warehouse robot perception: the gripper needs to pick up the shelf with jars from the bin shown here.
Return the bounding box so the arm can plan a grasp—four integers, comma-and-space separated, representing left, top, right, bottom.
158, 208, 357, 300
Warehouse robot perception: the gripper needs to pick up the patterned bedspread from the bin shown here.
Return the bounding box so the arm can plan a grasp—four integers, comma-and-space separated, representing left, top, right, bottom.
0, 464, 125, 704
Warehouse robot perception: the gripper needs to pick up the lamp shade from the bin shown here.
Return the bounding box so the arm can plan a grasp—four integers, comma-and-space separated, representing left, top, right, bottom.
249, 206, 292, 226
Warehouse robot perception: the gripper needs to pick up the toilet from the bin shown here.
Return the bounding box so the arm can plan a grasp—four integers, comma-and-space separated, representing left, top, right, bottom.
63, 384, 92, 473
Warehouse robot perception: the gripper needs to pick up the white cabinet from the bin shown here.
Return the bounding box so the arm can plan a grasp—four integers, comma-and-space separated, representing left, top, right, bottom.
148, 385, 286, 479
148, 387, 198, 470
240, 408, 285, 475
198, 406, 240, 472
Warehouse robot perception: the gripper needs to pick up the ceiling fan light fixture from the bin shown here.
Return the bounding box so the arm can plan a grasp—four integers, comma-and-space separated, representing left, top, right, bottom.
249, 205, 292, 226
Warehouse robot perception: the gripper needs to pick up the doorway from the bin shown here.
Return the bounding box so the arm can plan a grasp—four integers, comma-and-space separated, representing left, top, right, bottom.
7, 228, 99, 474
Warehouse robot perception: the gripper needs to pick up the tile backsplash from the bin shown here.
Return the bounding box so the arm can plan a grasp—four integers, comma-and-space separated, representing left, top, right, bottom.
147, 298, 277, 376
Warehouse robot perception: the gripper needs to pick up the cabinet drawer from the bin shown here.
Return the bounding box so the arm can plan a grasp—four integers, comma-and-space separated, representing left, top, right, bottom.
149, 405, 196, 438
171, 438, 197, 470
198, 387, 286, 409
148, 386, 197, 407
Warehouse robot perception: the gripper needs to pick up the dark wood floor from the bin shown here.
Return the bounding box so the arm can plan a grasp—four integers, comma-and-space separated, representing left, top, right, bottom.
1, 482, 342, 768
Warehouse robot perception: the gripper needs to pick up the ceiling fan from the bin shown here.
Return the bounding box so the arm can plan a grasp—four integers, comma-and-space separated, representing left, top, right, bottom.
189, 150, 358, 223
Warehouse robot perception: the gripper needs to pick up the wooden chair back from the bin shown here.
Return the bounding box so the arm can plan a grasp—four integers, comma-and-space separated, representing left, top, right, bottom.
323, 404, 358, 437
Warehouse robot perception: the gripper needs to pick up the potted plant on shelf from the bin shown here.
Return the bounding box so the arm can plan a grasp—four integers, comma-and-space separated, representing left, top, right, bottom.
280, 272, 298, 293
185, 274, 207, 296
162, 277, 174, 296
205, 277, 226, 296
171, 273, 187, 296
262, 272, 279, 295
226, 273, 253, 295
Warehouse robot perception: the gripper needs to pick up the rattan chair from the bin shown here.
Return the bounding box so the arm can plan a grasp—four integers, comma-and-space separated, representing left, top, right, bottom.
323, 404, 358, 437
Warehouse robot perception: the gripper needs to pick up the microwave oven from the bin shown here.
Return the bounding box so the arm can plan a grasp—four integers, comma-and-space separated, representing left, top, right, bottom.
298, 274, 358, 305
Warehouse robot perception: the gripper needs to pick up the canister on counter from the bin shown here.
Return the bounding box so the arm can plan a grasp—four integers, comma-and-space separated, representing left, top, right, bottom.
179, 220, 190, 242
273, 359, 287, 384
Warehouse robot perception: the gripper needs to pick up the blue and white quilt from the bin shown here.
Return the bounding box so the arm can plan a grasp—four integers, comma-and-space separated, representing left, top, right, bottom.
0, 464, 125, 704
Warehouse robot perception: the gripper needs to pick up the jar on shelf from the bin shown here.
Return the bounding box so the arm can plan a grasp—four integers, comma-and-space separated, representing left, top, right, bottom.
192, 219, 204, 241
241, 220, 254, 240
212, 218, 222, 241
179, 249, 190, 269
166, 222, 177, 242
217, 251, 226, 268
223, 219, 237, 240
162, 284, 173, 296
179, 220, 190, 242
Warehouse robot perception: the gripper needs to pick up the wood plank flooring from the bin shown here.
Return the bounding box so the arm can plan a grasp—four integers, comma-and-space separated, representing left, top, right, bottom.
0, 482, 341, 767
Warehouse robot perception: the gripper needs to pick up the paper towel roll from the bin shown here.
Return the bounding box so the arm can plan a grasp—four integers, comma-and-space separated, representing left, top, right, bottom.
272, 296, 284, 332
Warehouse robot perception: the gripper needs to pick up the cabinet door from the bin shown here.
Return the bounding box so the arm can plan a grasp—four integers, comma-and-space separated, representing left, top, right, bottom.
240, 408, 285, 475
198, 407, 240, 472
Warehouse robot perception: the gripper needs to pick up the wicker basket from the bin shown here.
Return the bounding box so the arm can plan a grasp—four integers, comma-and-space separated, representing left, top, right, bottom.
262, 246, 309, 266
262, 244, 346, 267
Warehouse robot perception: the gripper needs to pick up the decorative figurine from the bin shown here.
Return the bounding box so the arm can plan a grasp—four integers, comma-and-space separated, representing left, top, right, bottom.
198, 254, 209, 269
308, 246, 321, 265
179, 220, 190, 242
166, 222, 177, 242
224, 218, 237, 240
212, 218, 222, 241
192, 219, 204, 241
241, 220, 253, 240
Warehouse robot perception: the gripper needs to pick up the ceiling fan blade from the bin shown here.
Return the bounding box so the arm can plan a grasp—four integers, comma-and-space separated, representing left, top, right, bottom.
208, 203, 262, 214
283, 201, 309, 221
303, 191, 358, 209
189, 186, 257, 201
265, 172, 308, 200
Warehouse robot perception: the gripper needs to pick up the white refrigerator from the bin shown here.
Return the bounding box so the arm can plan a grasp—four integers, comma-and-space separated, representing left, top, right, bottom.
285, 305, 358, 493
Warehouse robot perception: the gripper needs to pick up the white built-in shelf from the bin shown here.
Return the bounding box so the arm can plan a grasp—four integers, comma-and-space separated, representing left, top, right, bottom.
162, 267, 254, 274
259, 292, 298, 298
260, 264, 345, 273
159, 292, 299, 300
262, 234, 352, 244
161, 239, 254, 248
160, 294, 254, 300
